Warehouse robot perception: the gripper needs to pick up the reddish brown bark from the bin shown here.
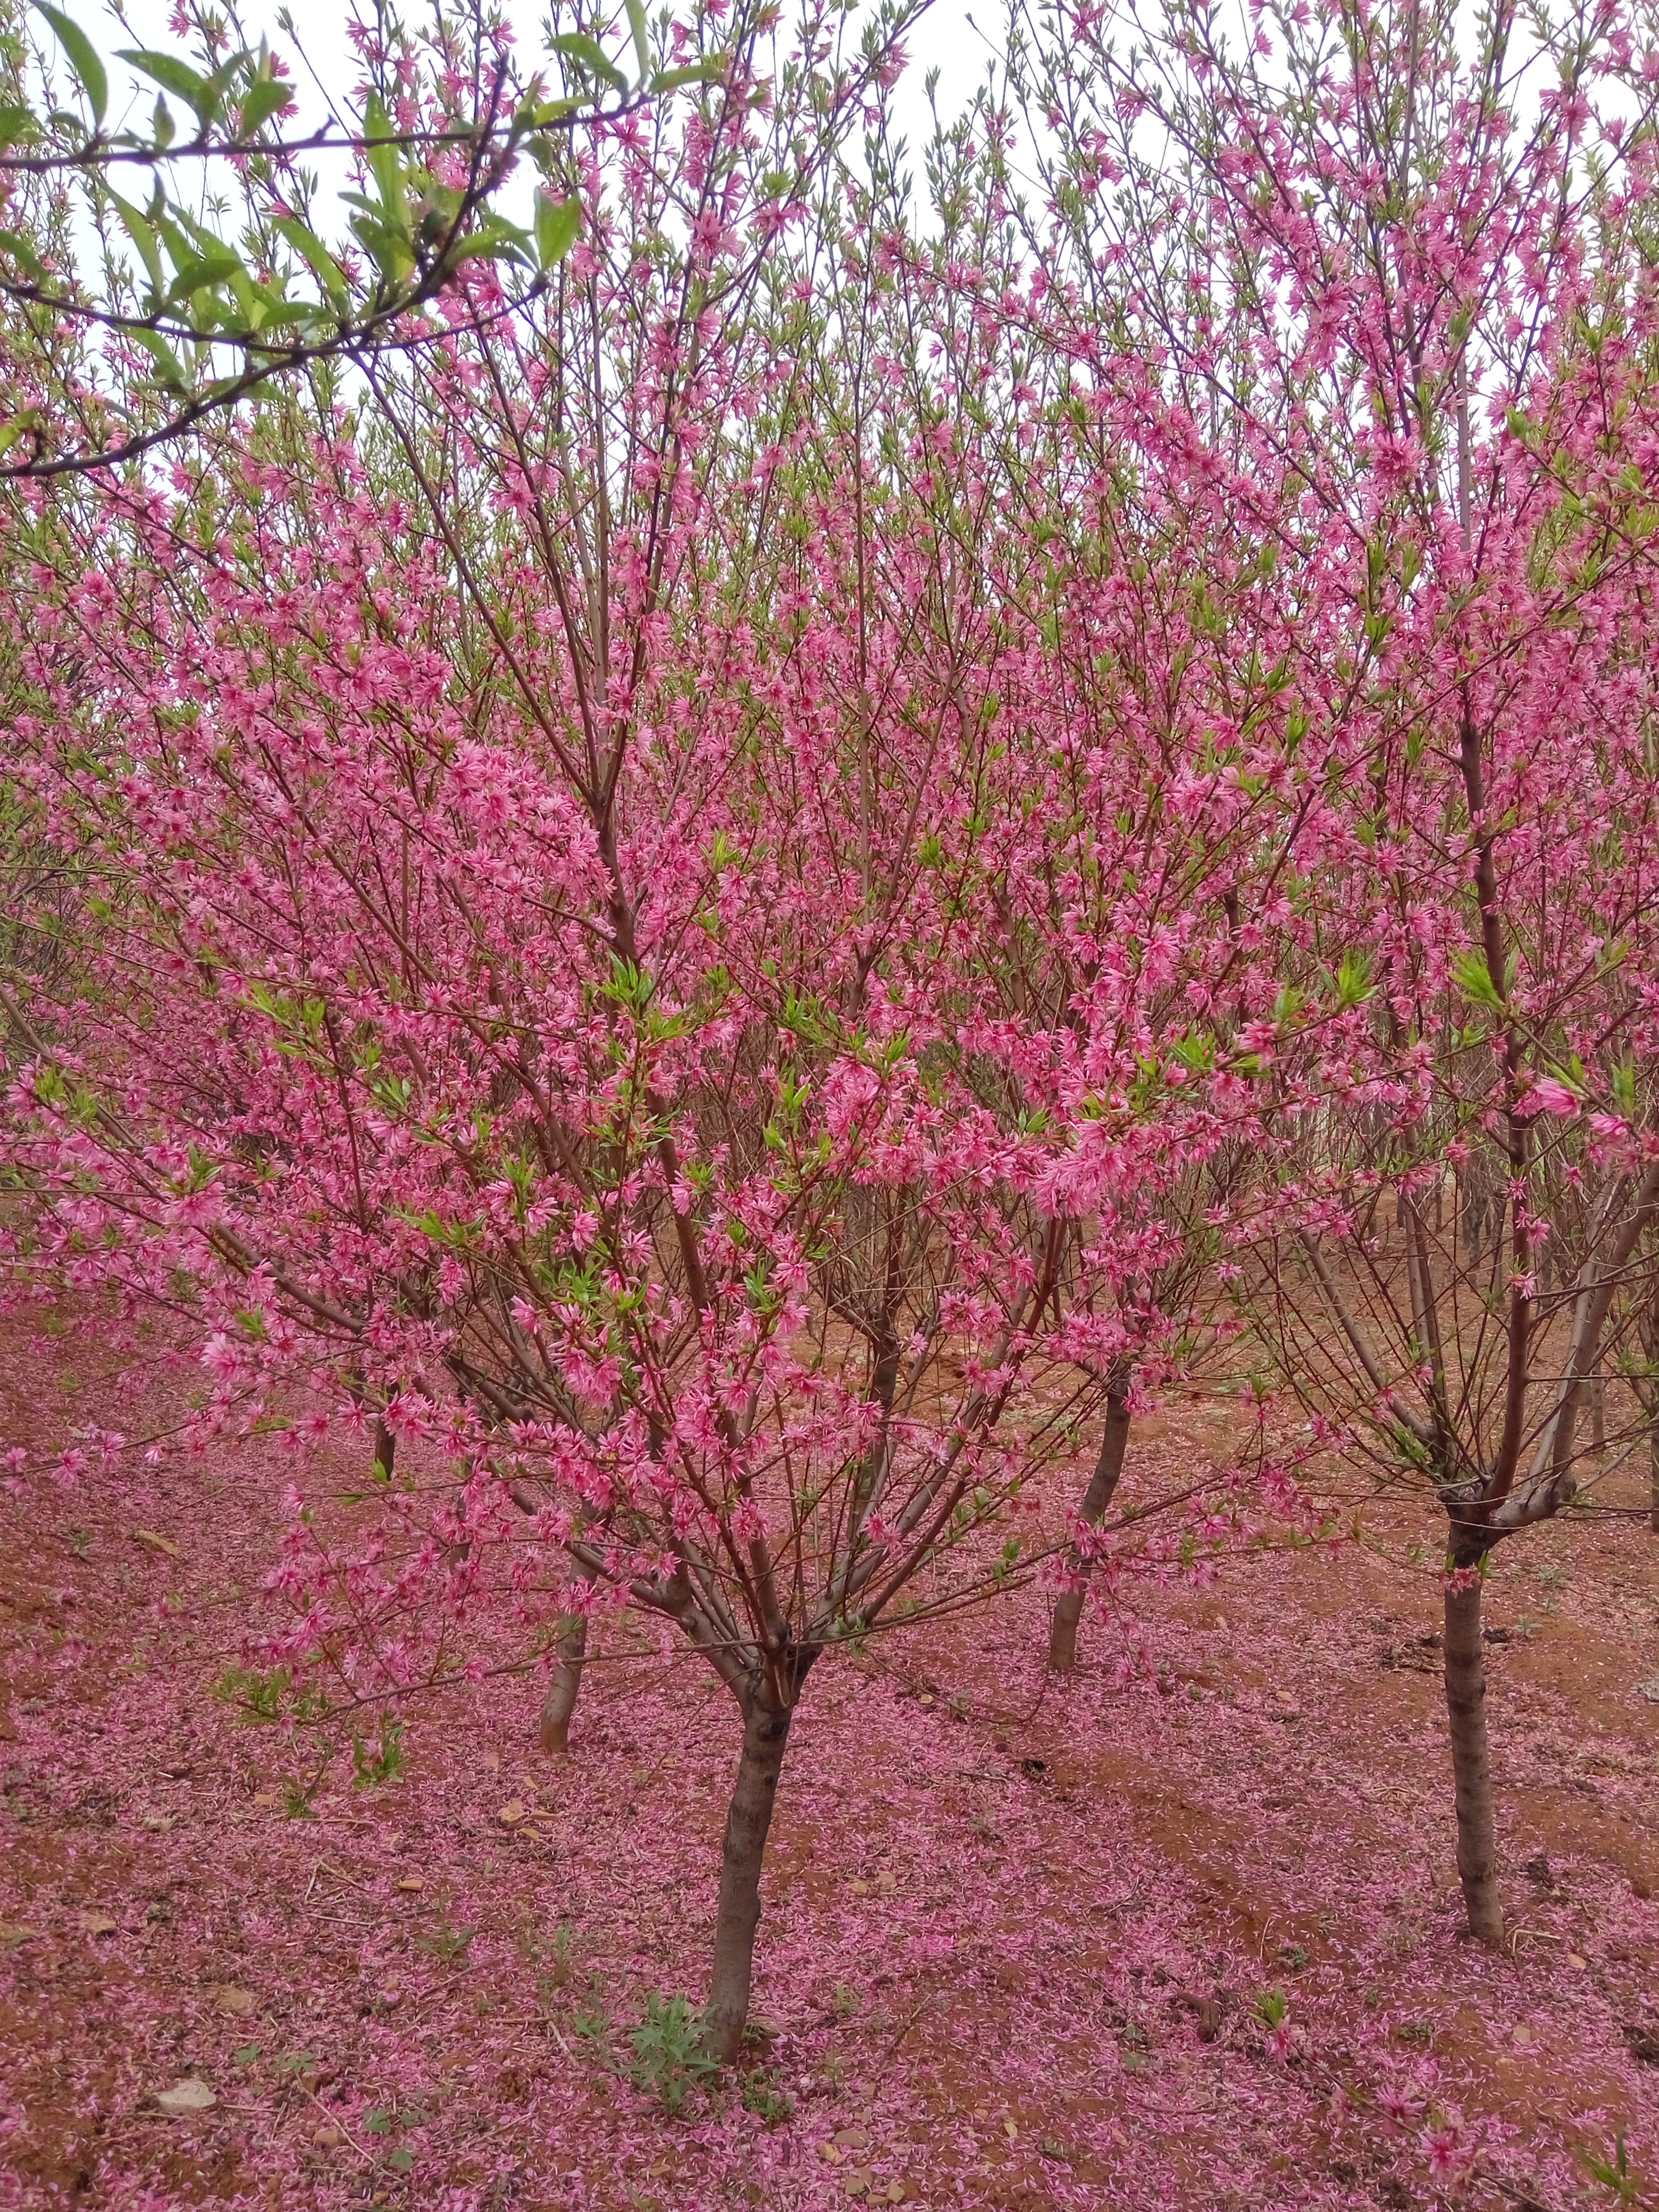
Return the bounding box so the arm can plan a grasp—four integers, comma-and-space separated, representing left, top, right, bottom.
1048, 1392, 1130, 1671
1444, 1570, 1504, 1946
537, 1613, 590, 1757
704, 1695, 793, 2062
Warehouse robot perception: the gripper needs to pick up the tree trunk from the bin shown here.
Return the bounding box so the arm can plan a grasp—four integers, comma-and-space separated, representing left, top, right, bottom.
1590, 1365, 1606, 1455
1642, 1296, 1659, 1535
1444, 1570, 1504, 1946
537, 1613, 589, 1756
704, 1694, 793, 2062
1049, 1393, 1131, 1671
372, 1418, 396, 1481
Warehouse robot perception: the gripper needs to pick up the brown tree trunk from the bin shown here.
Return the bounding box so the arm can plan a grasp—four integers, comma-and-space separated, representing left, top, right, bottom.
537, 1613, 589, 1757
704, 1694, 793, 2062
1590, 1365, 1606, 1456
1444, 1569, 1504, 1946
1642, 1296, 1659, 1535
1049, 1392, 1130, 1671
372, 1418, 396, 1481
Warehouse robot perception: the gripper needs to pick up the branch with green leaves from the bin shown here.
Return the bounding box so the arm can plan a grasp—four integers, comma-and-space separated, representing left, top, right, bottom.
0, 0, 722, 475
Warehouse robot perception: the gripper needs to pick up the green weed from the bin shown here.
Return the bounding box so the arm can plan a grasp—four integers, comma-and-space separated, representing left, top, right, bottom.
628, 1991, 719, 2116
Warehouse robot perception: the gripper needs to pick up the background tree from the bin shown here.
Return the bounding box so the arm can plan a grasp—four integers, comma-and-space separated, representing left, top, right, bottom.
1012, 0, 1659, 1944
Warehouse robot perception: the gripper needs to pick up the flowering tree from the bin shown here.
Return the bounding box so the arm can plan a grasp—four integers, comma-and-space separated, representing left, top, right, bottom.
960, 494, 1270, 1672
833, 94, 1296, 1677
1015, 0, 1659, 1942
2, 0, 1210, 2057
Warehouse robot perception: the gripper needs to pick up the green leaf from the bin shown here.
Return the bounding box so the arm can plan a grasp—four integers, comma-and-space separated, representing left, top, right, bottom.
442, 213, 534, 272
173, 202, 237, 259
116, 48, 212, 125
240, 75, 293, 134
1611, 1054, 1638, 1120
149, 203, 194, 275
271, 214, 349, 312
470, 213, 531, 251
0, 100, 39, 147
0, 225, 48, 282
106, 188, 164, 299
202, 49, 249, 124
533, 190, 580, 270
386, 2148, 415, 2173
623, 0, 650, 82
362, 93, 409, 236
1332, 950, 1373, 1011
350, 1717, 403, 1788
517, 94, 583, 128
650, 60, 723, 89
165, 245, 241, 303
1449, 948, 1505, 1012
550, 32, 627, 91
150, 93, 174, 150
128, 324, 187, 390
363, 2108, 395, 2135
248, 295, 324, 332
224, 260, 265, 328
37, 5, 107, 128
347, 211, 413, 283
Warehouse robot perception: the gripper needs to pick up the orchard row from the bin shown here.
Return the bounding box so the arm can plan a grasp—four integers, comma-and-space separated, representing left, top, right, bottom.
4, 0, 1659, 2051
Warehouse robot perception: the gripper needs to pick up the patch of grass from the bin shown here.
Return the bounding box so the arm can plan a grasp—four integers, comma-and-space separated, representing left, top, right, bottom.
628, 1992, 719, 2116
351, 1719, 404, 1788
572, 1971, 612, 2053
282, 1766, 326, 1819
415, 1920, 476, 1967
530, 1921, 579, 1996
741, 2068, 794, 2125
213, 1663, 291, 1723
1578, 2132, 1645, 2204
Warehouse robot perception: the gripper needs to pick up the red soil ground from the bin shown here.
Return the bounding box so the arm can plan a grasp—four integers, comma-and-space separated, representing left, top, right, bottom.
2, 1310, 1657, 2211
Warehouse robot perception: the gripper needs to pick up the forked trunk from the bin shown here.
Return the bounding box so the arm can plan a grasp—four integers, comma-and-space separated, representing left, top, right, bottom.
1444, 1570, 1504, 1946
704, 1694, 793, 2062
537, 1613, 590, 1756
1049, 1393, 1130, 1671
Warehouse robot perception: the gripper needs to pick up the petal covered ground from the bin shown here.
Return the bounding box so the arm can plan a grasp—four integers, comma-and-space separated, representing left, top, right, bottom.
2, 1320, 1657, 2211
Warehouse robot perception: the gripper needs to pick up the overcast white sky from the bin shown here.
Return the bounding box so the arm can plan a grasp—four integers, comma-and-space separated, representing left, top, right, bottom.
44, 0, 1000, 289
90, 0, 995, 154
